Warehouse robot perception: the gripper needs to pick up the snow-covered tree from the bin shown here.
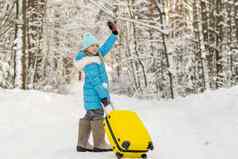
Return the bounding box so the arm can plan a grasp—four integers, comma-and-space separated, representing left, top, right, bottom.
1, 0, 238, 99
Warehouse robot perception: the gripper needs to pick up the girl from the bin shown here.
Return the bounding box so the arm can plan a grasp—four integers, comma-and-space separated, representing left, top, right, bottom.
69, 22, 118, 152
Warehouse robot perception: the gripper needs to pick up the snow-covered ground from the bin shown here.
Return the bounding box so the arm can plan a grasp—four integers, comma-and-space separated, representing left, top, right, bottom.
0, 82, 238, 159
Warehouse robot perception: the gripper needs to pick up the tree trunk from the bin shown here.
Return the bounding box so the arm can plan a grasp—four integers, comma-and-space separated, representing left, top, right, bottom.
154, 0, 174, 99
15, 0, 27, 89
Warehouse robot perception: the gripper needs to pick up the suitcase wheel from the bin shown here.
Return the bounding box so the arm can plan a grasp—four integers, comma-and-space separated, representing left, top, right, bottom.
121, 141, 130, 150
115, 152, 123, 159
147, 141, 154, 150
141, 154, 147, 159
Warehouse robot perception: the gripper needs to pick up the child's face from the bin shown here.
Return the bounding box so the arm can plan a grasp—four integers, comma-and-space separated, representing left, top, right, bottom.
85, 44, 99, 55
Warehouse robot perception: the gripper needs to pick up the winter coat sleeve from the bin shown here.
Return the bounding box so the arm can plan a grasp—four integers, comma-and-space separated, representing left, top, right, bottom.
86, 67, 109, 99
74, 51, 85, 61
73, 51, 85, 70
98, 33, 117, 57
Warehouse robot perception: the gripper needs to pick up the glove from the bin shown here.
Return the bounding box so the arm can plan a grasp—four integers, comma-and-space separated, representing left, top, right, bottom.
101, 98, 113, 114
107, 21, 118, 35
101, 98, 110, 106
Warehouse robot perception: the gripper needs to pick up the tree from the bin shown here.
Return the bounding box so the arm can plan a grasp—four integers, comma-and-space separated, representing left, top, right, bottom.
14, 0, 27, 89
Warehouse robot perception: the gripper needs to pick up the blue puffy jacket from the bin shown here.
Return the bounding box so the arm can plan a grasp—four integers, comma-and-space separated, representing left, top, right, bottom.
74, 34, 117, 110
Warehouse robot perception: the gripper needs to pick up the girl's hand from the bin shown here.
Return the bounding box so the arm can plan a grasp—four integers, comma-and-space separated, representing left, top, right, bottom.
101, 98, 110, 106
107, 21, 118, 35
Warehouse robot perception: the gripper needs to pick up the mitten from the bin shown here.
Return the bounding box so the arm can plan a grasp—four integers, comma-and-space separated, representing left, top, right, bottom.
101, 98, 112, 114
101, 97, 110, 106
107, 21, 118, 35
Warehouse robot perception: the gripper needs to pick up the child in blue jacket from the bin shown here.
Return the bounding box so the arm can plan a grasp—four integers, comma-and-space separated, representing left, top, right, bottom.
69, 22, 118, 152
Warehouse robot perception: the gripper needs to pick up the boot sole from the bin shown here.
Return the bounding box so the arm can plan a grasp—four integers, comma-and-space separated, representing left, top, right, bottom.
93, 147, 113, 152
76, 146, 94, 152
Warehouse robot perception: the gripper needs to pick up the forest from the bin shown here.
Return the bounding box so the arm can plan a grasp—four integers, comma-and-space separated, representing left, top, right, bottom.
0, 0, 238, 99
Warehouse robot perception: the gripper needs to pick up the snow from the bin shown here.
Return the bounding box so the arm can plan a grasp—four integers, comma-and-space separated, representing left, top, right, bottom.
0, 82, 238, 159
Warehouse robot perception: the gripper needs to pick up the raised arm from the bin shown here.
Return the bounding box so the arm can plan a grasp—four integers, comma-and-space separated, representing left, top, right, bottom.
98, 33, 117, 57
98, 21, 119, 57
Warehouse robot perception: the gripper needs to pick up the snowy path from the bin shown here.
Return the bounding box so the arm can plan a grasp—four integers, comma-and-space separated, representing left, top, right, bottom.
0, 84, 238, 159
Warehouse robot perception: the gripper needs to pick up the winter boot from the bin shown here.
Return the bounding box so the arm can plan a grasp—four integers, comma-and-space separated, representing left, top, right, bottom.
91, 119, 112, 152
76, 118, 94, 152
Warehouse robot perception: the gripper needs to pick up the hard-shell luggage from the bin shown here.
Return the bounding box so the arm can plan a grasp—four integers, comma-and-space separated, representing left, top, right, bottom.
104, 110, 153, 159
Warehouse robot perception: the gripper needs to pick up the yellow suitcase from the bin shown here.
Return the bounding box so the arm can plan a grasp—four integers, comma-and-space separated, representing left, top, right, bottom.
104, 110, 153, 159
